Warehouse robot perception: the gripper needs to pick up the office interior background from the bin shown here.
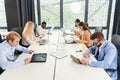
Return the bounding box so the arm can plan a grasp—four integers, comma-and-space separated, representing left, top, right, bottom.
0, 0, 120, 40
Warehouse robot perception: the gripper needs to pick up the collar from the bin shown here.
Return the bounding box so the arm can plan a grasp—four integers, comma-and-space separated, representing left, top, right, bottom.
5, 41, 15, 49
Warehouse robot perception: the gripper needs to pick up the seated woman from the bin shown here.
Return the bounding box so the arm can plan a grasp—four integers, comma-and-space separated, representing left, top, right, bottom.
75, 22, 92, 48
22, 21, 41, 47
72, 19, 81, 34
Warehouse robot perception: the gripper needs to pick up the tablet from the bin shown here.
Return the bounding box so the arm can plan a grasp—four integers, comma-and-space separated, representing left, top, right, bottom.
31, 53, 47, 62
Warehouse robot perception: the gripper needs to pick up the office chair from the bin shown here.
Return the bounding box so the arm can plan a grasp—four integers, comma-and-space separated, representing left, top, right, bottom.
0, 67, 4, 75
11, 27, 24, 44
10, 27, 24, 36
0, 34, 2, 43
0, 34, 5, 43
95, 27, 103, 32
111, 34, 120, 80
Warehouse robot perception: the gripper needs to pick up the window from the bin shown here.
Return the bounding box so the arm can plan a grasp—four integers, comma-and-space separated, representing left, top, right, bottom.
88, 0, 109, 27
63, 0, 85, 28
34, 0, 114, 39
0, 0, 7, 28
35, 0, 60, 27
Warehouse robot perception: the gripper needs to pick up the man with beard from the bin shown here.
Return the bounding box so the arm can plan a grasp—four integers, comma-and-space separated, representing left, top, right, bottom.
71, 32, 117, 80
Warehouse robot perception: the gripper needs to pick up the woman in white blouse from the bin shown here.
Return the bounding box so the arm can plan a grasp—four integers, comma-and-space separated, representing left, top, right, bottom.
22, 21, 41, 47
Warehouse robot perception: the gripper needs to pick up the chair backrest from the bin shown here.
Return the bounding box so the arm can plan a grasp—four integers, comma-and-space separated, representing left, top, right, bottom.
95, 27, 103, 32
111, 34, 120, 80
10, 27, 24, 45
11, 27, 24, 36
0, 34, 2, 43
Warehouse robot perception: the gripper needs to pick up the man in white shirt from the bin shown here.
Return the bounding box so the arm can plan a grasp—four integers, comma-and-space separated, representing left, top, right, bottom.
36, 22, 47, 37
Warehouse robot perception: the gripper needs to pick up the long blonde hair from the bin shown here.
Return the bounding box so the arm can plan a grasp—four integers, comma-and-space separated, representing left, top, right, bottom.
22, 21, 35, 40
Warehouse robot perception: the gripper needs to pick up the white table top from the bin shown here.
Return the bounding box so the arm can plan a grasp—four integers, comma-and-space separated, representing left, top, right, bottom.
0, 30, 112, 80
55, 56, 112, 80
0, 54, 55, 80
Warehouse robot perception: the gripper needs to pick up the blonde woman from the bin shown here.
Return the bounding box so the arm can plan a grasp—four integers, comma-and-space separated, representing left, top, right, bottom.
22, 21, 40, 47
75, 22, 92, 48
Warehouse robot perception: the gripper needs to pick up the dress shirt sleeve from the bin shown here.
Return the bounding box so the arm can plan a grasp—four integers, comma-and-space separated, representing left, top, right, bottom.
0, 49, 25, 70
89, 46, 96, 55
15, 44, 29, 53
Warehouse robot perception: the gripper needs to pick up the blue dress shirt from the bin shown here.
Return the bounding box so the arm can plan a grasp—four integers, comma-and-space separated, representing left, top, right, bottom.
0, 41, 29, 70
89, 40, 117, 80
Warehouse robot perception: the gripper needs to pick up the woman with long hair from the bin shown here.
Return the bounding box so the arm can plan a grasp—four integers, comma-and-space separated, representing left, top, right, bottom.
22, 21, 40, 47
75, 22, 92, 48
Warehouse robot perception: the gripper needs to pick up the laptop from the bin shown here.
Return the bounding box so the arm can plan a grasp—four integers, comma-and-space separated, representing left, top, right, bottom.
63, 35, 76, 44
31, 53, 47, 62
48, 26, 55, 33
61, 28, 74, 35
39, 39, 48, 45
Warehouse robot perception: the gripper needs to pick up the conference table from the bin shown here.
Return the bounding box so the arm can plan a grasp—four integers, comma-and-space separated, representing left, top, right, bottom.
0, 30, 112, 80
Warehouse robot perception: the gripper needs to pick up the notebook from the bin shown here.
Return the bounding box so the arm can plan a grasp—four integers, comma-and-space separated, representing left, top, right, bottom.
31, 53, 47, 62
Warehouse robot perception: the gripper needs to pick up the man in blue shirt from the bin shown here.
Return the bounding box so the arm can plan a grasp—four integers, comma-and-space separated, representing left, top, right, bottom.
80, 32, 117, 80
0, 31, 33, 73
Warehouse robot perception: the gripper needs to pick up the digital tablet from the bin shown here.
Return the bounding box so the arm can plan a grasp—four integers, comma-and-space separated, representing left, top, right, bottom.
31, 53, 47, 62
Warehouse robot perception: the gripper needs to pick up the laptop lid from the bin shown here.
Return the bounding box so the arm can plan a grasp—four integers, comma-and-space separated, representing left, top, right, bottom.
39, 39, 48, 45
63, 35, 76, 44
31, 53, 47, 62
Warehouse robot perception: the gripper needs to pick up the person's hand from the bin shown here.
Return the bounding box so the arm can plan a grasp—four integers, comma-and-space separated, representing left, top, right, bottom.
24, 57, 32, 64
47, 32, 52, 35
75, 40, 82, 43
38, 35, 44, 38
80, 59, 89, 65
29, 50, 34, 54
83, 52, 90, 58
36, 39, 42, 43
63, 33, 67, 36
38, 36, 42, 39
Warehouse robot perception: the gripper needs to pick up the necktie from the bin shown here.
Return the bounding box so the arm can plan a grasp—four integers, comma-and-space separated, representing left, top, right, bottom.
95, 49, 99, 59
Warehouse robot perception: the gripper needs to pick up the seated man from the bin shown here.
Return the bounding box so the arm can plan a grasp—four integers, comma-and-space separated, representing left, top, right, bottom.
0, 31, 34, 74
71, 32, 117, 80
36, 22, 47, 37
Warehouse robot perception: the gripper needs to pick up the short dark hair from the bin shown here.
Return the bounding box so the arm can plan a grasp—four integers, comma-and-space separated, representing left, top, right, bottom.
90, 32, 104, 41
42, 22, 46, 24
75, 19, 80, 23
